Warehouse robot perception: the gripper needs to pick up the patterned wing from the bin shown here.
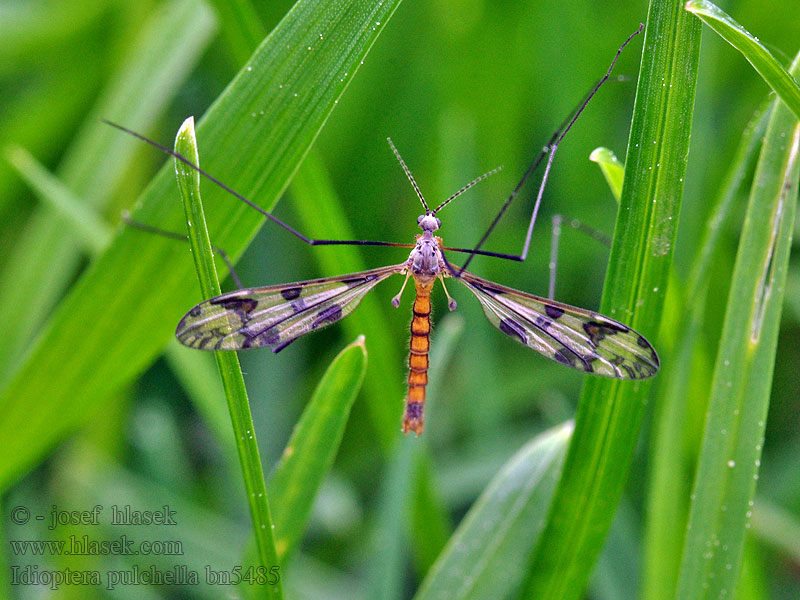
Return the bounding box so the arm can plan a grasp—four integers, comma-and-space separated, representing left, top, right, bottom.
177, 264, 405, 352
457, 270, 659, 379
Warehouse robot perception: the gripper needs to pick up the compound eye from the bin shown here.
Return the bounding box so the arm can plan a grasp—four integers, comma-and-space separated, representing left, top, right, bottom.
435, 217, 442, 228
417, 215, 424, 225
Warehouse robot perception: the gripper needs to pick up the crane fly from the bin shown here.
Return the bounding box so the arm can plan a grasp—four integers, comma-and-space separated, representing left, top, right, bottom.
174, 182, 658, 434
113, 24, 658, 435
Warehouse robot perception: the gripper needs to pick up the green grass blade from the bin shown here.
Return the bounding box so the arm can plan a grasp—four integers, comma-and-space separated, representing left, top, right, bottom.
367, 437, 417, 600
174, 117, 283, 598
414, 423, 572, 600
643, 102, 771, 600
0, 0, 403, 491
751, 498, 800, 563
267, 336, 367, 563
3, 144, 111, 253
685, 0, 800, 120
522, 3, 701, 598
206, 0, 268, 65
675, 52, 800, 600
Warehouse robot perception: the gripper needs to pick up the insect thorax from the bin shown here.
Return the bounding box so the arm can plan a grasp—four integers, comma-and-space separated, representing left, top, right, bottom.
408, 231, 443, 281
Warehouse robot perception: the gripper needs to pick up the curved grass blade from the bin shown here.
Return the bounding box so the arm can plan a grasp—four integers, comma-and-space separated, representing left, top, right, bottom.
675, 52, 800, 600
0, 0, 403, 491
4, 144, 111, 253
589, 147, 624, 201
685, 0, 800, 120
522, 3, 701, 598
267, 336, 367, 563
414, 423, 572, 600
175, 117, 283, 598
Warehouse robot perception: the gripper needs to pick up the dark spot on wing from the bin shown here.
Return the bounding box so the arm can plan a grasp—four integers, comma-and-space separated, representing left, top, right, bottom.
189, 305, 202, 317
341, 274, 376, 287
554, 345, 593, 372
637, 334, 650, 348
583, 319, 628, 344
534, 315, 551, 331
291, 299, 306, 312
611, 355, 636, 378
499, 317, 528, 344
211, 296, 258, 315
545, 305, 564, 319
281, 287, 301, 300
312, 304, 343, 329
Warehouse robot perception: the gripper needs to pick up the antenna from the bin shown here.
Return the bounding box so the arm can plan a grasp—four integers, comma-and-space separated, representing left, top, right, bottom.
433, 165, 503, 215
387, 137, 429, 213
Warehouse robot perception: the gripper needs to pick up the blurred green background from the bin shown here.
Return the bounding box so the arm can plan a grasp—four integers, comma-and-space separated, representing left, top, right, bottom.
1, 0, 799, 598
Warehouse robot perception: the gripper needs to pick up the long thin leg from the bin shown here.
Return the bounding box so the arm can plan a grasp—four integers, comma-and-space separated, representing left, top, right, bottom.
105, 120, 415, 252
122, 212, 245, 290
451, 23, 643, 276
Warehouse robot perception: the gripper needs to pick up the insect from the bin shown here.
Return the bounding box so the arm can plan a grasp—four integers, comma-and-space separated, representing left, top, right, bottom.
113, 25, 657, 435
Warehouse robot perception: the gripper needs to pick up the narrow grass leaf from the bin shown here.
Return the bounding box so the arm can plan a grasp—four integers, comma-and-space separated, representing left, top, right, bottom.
368, 436, 417, 600
750, 498, 800, 564
523, 3, 701, 598
4, 144, 111, 253
685, 0, 800, 120
643, 102, 770, 600
414, 422, 573, 600
206, 0, 268, 65
0, 0, 403, 491
676, 53, 800, 600
174, 118, 283, 598
267, 336, 367, 564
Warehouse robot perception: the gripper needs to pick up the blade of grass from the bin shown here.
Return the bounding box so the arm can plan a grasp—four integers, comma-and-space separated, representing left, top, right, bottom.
4, 144, 111, 253
267, 336, 367, 564
174, 117, 283, 598
751, 498, 800, 563
675, 52, 800, 600
643, 102, 771, 600
685, 0, 800, 120
0, 0, 404, 491
414, 422, 573, 600
206, 0, 268, 65
522, 3, 701, 598
367, 436, 417, 600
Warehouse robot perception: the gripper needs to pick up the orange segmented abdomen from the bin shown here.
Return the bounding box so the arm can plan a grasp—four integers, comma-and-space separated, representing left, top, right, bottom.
403, 278, 433, 435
